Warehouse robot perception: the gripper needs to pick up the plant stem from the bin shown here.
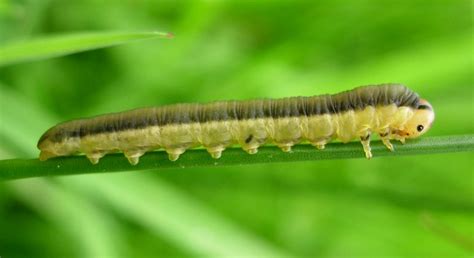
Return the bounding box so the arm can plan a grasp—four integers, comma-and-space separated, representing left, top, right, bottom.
1, 135, 473, 181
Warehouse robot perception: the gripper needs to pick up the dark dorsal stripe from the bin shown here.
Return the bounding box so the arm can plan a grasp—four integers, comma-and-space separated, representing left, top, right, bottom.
39, 84, 420, 144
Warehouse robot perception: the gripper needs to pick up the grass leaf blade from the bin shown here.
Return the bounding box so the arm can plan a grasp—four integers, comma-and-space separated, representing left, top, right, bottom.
0, 31, 173, 67
1, 134, 473, 180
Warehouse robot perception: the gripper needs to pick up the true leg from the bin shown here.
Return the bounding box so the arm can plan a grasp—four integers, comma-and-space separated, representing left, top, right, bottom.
391, 132, 406, 144
379, 128, 394, 151
360, 132, 372, 159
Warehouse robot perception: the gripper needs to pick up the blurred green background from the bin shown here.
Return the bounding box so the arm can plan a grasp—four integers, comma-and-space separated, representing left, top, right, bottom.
0, 0, 473, 257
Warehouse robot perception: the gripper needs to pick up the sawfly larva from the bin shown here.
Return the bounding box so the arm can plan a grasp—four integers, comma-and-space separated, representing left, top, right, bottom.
37, 83, 435, 165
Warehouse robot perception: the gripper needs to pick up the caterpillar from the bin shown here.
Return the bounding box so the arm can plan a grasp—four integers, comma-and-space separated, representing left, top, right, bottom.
37, 83, 435, 165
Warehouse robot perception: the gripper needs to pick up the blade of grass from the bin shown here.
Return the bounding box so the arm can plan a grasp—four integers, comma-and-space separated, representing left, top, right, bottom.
1, 135, 473, 181
0, 31, 173, 67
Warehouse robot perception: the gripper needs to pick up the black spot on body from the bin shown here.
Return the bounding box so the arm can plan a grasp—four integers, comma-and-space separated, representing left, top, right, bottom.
361, 133, 371, 141
245, 134, 253, 144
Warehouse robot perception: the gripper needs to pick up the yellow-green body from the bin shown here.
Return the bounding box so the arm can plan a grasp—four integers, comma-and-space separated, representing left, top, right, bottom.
38, 84, 435, 164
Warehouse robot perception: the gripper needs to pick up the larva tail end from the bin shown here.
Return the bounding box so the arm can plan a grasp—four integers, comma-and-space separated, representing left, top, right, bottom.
39, 151, 55, 161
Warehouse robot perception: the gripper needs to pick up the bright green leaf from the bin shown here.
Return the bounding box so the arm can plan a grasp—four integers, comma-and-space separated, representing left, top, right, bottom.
0, 31, 173, 67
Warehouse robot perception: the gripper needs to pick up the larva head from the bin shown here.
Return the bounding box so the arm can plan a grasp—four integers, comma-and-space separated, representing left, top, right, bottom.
401, 99, 435, 139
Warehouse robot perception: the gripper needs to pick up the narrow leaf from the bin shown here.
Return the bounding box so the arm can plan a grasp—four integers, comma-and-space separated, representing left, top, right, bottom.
1, 135, 473, 180
0, 31, 173, 66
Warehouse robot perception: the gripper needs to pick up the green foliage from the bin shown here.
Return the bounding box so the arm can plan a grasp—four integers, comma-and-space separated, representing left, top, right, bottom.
0, 1, 473, 257
0, 31, 172, 66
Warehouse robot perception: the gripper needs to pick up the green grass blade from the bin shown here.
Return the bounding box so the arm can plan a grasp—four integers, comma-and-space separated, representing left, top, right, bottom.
1, 135, 473, 180
0, 31, 173, 67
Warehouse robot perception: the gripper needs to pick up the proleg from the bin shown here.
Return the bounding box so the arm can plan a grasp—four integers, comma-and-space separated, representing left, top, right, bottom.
37, 83, 435, 164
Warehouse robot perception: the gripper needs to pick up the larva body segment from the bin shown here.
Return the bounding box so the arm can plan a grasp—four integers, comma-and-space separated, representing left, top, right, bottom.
37, 84, 435, 164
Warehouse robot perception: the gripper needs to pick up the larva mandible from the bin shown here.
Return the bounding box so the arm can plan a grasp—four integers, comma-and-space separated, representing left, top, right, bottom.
37, 84, 435, 165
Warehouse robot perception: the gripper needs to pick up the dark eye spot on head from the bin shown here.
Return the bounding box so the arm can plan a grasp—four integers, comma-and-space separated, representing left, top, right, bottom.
418, 104, 431, 110
417, 125, 424, 132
